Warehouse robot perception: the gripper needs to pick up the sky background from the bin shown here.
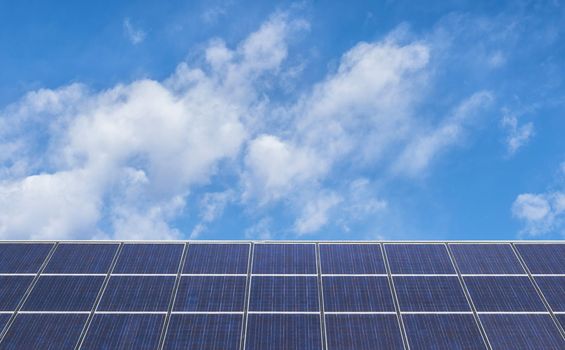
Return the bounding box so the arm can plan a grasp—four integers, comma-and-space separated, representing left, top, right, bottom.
0, 0, 564, 241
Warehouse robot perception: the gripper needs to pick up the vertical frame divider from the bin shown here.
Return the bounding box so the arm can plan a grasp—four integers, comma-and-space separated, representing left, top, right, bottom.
240, 242, 254, 350
315, 243, 327, 350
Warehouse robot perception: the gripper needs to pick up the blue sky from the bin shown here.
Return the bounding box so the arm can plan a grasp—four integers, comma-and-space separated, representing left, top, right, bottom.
0, 0, 564, 240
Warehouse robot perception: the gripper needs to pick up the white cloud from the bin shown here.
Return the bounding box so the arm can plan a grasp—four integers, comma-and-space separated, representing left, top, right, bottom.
294, 192, 342, 234
245, 218, 272, 240
123, 18, 145, 45
501, 113, 534, 155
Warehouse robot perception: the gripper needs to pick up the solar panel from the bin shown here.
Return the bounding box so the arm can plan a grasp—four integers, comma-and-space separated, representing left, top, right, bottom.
385, 244, 456, 274
249, 276, 319, 312
81, 314, 164, 350
174, 276, 246, 312
515, 243, 565, 274
252, 243, 316, 274
98, 276, 175, 312
163, 314, 242, 349
323, 276, 395, 312
184, 243, 249, 274
44, 243, 118, 274
245, 314, 322, 350
463, 276, 546, 312
0, 276, 33, 311
0, 243, 53, 273
22, 276, 104, 311
325, 314, 404, 350
402, 314, 487, 350
449, 243, 525, 274
557, 314, 565, 330
114, 243, 184, 274
0, 314, 11, 334
394, 276, 470, 312
534, 276, 565, 312
319, 244, 385, 274
479, 314, 564, 349
0, 313, 87, 349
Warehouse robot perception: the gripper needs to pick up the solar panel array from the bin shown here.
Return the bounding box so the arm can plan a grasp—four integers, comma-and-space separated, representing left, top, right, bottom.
0, 241, 563, 349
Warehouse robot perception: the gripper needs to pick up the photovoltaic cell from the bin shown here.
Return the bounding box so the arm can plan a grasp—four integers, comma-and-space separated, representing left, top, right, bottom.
534, 276, 565, 312
0, 313, 87, 349
0, 243, 52, 273
249, 276, 319, 312
44, 243, 118, 274
183, 244, 249, 274
98, 276, 175, 312
22, 276, 104, 311
0, 314, 11, 334
325, 314, 404, 350
246, 314, 321, 350
252, 244, 316, 274
449, 244, 525, 274
385, 244, 455, 274
163, 314, 241, 350
0, 276, 33, 311
557, 314, 565, 331
480, 314, 564, 349
394, 276, 470, 312
81, 314, 165, 350
323, 276, 395, 312
515, 244, 565, 274
464, 276, 546, 312
403, 314, 487, 350
319, 244, 385, 274
113, 243, 183, 274
174, 276, 246, 312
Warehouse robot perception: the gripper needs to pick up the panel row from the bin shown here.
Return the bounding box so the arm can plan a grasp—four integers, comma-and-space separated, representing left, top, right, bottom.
1, 312, 564, 349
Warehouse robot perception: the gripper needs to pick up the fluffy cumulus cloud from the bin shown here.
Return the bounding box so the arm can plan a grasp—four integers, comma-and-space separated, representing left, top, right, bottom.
0, 12, 494, 239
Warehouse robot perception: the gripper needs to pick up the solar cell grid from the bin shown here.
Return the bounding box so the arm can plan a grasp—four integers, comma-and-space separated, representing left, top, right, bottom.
113, 243, 184, 274
163, 314, 242, 350
249, 276, 319, 312
449, 243, 525, 274
386, 244, 456, 274
534, 276, 565, 312
245, 314, 322, 350
184, 243, 249, 274
98, 276, 175, 312
319, 244, 386, 274
81, 314, 165, 350
0, 243, 53, 273
325, 314, 404, 350
394, 276, 470, 312
22, 275, 104, 311
323, 276, 395, 312
44, 243, 118, 274
252, 243, 317, 274
174, 276, 246, 312
464, 276, 546, 312
557, 314, 565, 331
515, 243, 565, 274
0, 276, 33, 311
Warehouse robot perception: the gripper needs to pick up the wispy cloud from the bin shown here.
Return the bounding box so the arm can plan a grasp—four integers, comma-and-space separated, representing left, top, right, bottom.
123, 18, 146, 45
501, 112, 534, 156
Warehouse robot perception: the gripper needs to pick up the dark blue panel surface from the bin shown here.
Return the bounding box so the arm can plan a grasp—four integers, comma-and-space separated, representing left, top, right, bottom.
0, 313, 11, 334
557, 315, 565, 331
319, 244, 385, 274
325, 314, 403, 350
184, 244, 249, 274
464, 276, 546, 312
23, 276, 104, 311
403, 314, 487, 350
1, 313, 87, 349
386, 244, 455, 274
174, 276, 246, 312
114, 243, 183, 274
252, 244, 316, 274
81, 314, 164, 350
98, 276, 175, 312
535, 276, 565, 312
480, 314, 564, 349
394, 276, 470, 312
246, 314, 321, 350
249, 276, 319, 312
0, 276, 33, 311
44, 243, 118, 274
323, 276, 395, 312
0, 243, 52, 273
449, 244, 525, 274
163, 314, 241, 350
515, 244, 565, 274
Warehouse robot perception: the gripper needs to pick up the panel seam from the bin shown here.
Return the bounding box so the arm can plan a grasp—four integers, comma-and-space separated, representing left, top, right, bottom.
240, 242, 254, 350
